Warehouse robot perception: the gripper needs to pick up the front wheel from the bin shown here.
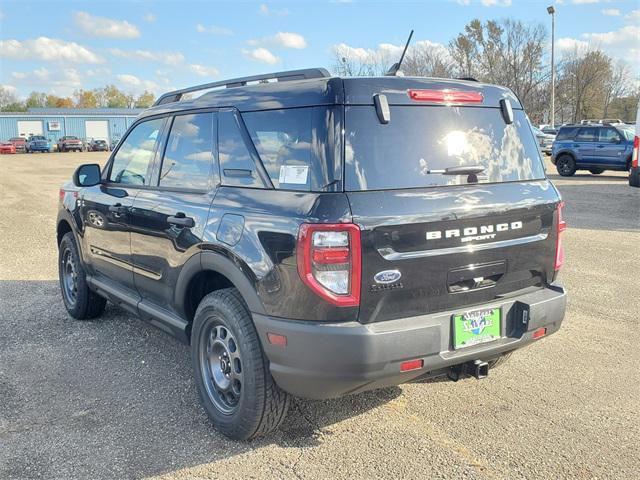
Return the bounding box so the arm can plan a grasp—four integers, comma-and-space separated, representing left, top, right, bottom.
58, 232, 106, 319
191, 288, 290, 440
556, 155, 576, 177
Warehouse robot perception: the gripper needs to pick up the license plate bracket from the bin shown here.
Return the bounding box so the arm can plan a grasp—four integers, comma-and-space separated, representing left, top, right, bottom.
452, 308, 501, 349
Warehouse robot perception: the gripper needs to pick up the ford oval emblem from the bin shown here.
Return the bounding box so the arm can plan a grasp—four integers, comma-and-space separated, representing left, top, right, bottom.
374, 270, 402, 284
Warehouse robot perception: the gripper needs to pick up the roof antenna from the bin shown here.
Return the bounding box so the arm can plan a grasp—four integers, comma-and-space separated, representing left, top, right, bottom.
386, 30, 414, 76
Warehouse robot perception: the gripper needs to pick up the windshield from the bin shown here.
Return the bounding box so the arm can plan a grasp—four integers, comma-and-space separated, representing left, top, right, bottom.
344, 106, 545, 191
31, 136, 46, 141
619, 128, 634, 141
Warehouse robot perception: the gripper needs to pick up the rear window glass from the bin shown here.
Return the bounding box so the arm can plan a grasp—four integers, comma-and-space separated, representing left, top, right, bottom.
344, 106, 545, 191
242, 107, 340, 192
555, 127, 579, 141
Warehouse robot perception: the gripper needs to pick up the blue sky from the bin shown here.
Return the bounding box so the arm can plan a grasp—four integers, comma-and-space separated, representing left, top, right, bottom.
1, 0, 638, 99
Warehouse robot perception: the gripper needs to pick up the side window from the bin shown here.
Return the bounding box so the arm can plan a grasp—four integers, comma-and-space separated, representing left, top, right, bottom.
219, 110, 266, 188
242, 108, 312, 191
109, 118, 164, 185
159, 112, 215, 190
598, 127, 621, 143
575, 127, 596, 142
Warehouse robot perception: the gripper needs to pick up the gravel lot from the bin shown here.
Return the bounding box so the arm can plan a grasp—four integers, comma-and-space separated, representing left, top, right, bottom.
1, 152, 638, 479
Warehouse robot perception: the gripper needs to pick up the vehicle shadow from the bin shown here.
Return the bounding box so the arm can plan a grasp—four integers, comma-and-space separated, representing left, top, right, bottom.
547, 176, 639, 232
0, 280, 402, 479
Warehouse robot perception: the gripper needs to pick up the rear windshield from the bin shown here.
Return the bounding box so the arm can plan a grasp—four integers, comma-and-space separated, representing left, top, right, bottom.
344, 106, 545, 191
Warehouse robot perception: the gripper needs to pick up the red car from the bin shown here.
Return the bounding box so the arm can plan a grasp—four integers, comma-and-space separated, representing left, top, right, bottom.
8, 137, 27, 153
0, 141, 17, 154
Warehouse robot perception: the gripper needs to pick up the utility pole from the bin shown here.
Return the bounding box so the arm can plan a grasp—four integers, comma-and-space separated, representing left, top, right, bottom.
547, 5, 556, 128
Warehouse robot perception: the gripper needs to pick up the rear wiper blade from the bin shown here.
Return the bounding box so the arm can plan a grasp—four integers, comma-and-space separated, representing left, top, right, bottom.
426, 165, 485, 175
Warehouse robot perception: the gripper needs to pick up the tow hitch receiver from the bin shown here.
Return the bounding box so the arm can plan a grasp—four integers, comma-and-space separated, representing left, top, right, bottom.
448, 360, 489, 382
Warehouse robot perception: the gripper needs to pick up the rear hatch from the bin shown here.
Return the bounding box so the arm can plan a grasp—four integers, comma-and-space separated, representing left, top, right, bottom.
342, 78, 561, 323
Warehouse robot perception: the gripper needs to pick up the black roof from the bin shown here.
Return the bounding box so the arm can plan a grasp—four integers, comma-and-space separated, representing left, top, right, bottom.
139, 68, 521, 120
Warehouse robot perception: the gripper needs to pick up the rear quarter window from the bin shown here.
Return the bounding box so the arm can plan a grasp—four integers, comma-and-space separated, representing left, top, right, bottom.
242, 107, 340, 192
555, 127, 579, 141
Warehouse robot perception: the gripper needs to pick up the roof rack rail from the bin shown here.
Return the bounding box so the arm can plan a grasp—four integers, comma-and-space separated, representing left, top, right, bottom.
153, 68, 331, 106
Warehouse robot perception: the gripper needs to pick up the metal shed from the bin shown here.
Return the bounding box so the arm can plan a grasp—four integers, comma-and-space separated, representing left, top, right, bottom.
0, 108, 143, 143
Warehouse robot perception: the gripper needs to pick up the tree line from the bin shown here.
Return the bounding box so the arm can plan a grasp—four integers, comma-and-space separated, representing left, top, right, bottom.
334, 18, 639, 124
0, 86, 156, 112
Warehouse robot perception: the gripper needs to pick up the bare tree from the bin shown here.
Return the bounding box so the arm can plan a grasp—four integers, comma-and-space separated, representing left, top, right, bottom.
403, 42, 455, 78
448, 19, 549, 121
559, 47, 612, 122
602, 61, 631, 118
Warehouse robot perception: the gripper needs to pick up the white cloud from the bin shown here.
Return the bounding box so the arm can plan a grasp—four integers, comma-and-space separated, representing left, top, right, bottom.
196, 23, 233, 35
626, 9, 640, 20
258, 4, 289, 16
0, 37, 102, 64
73, 11, 140, 39
143, 13, 157, 23
9, 67, 82, 96
601, 8, 620, 16
272, 32, 307, 49
333, 39, 450, 65
0, 9, 4, 20
248, 32, 307, 50
558, 24, 640, 73
109, 48, 185, 66
481, 0, 512, 6
456, 0, 511, 5
189, 64, 219, 77
242, 47, 280, 65
572, 0, 601, 4
557, 37, 589, 52
116, 74, 167, 95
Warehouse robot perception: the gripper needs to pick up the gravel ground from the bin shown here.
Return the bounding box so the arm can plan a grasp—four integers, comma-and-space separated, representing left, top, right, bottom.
0, 152, 638, 479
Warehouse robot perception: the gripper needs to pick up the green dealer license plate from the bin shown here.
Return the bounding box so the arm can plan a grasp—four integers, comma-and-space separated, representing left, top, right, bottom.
453, 308, 501, 349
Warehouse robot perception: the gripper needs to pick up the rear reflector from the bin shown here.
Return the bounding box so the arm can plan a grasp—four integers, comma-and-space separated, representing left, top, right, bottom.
408, 89, 483, 104
400, 359, 424, 372
532, 327, 547, 339
267, 332, 287, 347
554, 201, 567, 271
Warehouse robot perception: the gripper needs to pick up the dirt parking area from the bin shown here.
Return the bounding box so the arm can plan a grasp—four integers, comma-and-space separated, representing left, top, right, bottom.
1, 152, 639, 479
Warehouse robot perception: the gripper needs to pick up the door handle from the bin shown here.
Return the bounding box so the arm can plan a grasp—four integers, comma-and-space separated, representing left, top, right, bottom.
596, 145, 605, 148
168, 213, 195, 228
109, 203, 128, 214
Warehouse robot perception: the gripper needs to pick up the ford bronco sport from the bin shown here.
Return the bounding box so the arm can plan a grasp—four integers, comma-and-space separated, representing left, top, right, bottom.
57, 68, 567, 440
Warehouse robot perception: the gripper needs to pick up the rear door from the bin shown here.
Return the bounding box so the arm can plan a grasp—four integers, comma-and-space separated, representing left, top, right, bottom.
594, 127, 626, 167
573, 127, 596, 165
130, 111, 217, 316
343, 99, 559, 324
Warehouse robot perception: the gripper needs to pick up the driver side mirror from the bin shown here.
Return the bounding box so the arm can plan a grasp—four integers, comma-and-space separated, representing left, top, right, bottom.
611, 137, 621, 144
73, 163, 102, 187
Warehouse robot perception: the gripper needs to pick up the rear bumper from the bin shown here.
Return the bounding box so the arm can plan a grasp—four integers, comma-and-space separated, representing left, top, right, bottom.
254, 285, 566, 399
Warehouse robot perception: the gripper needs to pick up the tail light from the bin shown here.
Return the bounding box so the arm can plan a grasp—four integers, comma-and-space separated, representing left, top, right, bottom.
632, 135, 639, 169
59, 188, 65, 203
554, 201, 567, 271
407, 89, 483, 104
297, 223, 361, 307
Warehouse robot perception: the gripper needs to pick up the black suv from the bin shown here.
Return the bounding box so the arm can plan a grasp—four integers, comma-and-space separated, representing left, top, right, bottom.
57, 68, 567, 440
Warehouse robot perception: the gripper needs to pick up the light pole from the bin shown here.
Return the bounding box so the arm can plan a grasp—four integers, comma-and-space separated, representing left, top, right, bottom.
547, 5, 556, 128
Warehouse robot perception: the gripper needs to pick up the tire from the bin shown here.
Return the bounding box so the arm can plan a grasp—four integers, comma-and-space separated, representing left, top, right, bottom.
191, 288, 290, 440
630, 169, 640, 188
58, 232, 106, 320
488, 352, 513, 370
556, 154, 576, 176
589, 168, 604, 175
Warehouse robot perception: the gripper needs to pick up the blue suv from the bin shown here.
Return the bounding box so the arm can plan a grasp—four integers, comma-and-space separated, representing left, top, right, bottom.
551, 124, 634, 176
